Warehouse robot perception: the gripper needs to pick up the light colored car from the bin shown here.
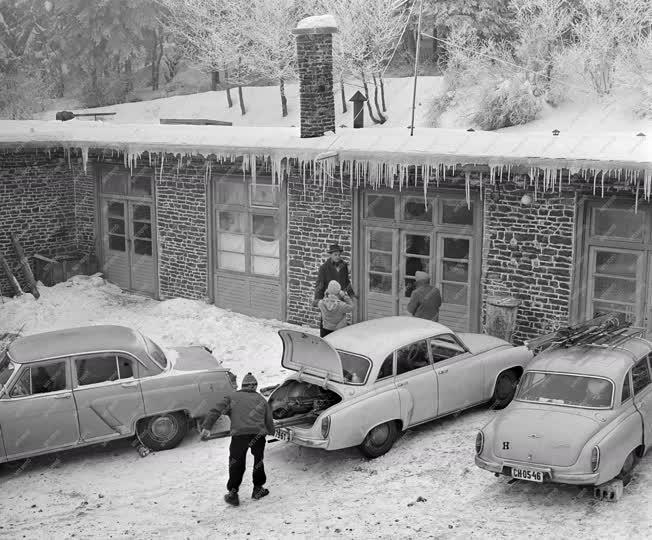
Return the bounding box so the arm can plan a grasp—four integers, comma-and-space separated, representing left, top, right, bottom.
269, 316, 533, 458
474, 335, 652, 500
0, 325, 236, 463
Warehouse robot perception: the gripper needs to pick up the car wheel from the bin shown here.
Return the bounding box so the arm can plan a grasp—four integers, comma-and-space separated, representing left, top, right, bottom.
617, 450, 640, 486
359, 421, 399, 459
491, 370, 519, 410
137, 412, 188, 451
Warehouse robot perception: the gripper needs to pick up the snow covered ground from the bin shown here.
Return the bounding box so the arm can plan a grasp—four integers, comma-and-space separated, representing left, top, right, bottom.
1, 278, 651, 539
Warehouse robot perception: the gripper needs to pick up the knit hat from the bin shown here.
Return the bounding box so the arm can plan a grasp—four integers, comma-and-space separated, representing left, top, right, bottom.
242, 372, 258, 389
414, 271, 430, 282
326, 280, 342, 296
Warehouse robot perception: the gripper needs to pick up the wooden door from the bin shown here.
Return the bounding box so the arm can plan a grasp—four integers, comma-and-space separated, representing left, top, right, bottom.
102, 199, 131, 290
128, 202, 156, 295
399, 230, 434, 315
436, 233, 473, 332
365, 227, 398, 319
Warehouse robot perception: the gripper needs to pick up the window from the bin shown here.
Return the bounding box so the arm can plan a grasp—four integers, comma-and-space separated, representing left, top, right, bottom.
402, 197, 433, 222
516, 372, 613, 409
10, 362, 67, 397
366, 194, 395, 219
75, 355, 134, 386
377, 353, 394, 380
440, 237, 470, 306
337, 351, 371, 384
429, 334, 466, 363
0, 352, 17, 388
441, 200, 473, 225
132, 205, 153, 256
144, 336, 168, 369
101, 167, 153, 198
396, 341, 430, 375
632, 358, 651, 394
622, 372, 632, 402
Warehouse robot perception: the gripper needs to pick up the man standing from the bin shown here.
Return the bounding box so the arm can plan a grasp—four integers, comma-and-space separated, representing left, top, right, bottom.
313, 243, 355, 332
407, 271, 442, 322
200, 372, 275, 506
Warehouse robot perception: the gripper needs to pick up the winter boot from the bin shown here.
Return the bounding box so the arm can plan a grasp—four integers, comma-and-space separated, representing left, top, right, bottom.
252, 486, 270, 500
224, 488, 240, 506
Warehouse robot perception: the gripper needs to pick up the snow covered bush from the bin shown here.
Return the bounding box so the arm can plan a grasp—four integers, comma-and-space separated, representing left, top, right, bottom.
614, 36, 652, 118
472, 75, 541, 130
0, 72, 51, 119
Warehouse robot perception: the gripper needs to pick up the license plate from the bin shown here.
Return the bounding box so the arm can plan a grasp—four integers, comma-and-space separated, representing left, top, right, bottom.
511, 467, 544, 483
274, 428, 293, 442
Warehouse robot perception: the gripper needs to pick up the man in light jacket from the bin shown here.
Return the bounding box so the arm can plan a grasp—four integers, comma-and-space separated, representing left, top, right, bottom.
200, 372, 275, 506
407, 271, 442, 322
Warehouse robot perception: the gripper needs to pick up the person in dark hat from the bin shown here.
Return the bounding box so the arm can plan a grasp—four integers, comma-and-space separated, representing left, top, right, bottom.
313, 243, 355, 335
200, 372, 275, 506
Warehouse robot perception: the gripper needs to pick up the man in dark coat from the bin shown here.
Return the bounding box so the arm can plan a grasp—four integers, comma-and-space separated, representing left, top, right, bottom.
313, 244, 355, 333
200, 372, 275, 506
407, 271, 442, 322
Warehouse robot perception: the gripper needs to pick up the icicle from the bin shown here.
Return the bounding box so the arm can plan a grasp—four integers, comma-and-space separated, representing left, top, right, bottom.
159, 153, 165, 182
464, 172, 471, 208
635, 180, 640, 213
479, 171, 484, 201
81, 146, 88, 174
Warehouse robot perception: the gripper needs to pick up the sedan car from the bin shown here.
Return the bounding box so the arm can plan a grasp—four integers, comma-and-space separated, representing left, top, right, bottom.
0, 325, 236, 463
269, 316, 533, 458
475, 335, 652, 500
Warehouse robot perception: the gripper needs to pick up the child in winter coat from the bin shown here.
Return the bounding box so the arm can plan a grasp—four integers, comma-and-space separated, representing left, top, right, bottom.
318, 280, 353, 337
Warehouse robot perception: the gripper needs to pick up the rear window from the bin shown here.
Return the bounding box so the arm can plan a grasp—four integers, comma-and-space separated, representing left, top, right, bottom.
144, 336, 168, 369
337, 350, 371, 385
516, 371, 613, 409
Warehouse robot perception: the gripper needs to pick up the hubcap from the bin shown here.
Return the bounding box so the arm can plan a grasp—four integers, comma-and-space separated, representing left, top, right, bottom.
369, 424, 390, 447
150, 416, 177, 441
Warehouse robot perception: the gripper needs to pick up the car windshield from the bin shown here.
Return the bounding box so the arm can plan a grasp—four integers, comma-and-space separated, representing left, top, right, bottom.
337, 350, 371, 385
144, 336, 168, 369
0, 352, 17, 389
516, 371, 613, 409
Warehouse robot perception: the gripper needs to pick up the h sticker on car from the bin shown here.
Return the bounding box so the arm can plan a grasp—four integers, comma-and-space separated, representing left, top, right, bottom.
503, 441, 510, 450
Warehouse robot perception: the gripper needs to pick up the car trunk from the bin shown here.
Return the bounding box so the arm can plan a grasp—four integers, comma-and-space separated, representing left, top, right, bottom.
268, 379, 342, 429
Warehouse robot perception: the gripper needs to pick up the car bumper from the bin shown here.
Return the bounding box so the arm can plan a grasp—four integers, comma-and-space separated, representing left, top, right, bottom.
274, 427, 329, 449
475, 455, 600, 485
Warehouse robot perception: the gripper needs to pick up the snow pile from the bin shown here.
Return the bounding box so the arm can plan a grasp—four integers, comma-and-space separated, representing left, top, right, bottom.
295, 14, 338, 31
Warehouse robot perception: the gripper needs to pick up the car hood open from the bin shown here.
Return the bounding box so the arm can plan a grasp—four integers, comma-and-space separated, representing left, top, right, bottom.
278, 330, 345, 384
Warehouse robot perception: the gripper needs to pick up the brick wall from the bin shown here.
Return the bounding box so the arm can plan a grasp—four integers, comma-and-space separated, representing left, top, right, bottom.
156, 156, 209, 300
286, 175, 354, 326
482, 183, 577, 344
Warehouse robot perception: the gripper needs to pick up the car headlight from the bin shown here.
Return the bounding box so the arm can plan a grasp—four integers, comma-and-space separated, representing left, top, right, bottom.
591, 446, 600, 472
475, 431, 484, 455
321, 416, 331, 438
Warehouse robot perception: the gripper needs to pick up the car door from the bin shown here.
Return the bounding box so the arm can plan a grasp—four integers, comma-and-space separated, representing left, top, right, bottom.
430, 333, 484, 416
632, 354, 652, 447
0, 359, 80, 460
394, 340, 438, 425
72, 353, 146, 440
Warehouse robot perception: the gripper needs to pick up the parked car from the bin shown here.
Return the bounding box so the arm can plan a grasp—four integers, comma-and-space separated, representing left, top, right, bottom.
269, 316, 533, 458
0, 325, 236, 463
474, 332, 652, 500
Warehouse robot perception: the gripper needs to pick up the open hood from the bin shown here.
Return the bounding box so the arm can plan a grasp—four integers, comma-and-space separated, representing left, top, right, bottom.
278, 330, 345, 384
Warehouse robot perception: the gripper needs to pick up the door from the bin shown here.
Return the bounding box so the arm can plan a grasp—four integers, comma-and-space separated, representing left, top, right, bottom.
0, 360, 80, 459
365, 227, 398, 319
437, 234, 473, 332
72, 353, 146, 440
429, 334, 484, 416
394, 340, 438, 424
101, 200, 156, 295
399, 231, 434, 315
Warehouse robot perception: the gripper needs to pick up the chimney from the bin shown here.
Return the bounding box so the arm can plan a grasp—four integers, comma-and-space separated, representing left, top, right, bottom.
292, 14, 338, 138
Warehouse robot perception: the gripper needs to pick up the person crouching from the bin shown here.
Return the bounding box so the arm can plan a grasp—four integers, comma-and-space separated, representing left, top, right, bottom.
200, 372, 275, 506
318, 280, 354, 337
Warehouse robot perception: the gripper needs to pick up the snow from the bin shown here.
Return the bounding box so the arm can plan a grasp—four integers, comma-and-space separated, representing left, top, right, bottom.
1, 278, 651, 538
296, 14, 338, 30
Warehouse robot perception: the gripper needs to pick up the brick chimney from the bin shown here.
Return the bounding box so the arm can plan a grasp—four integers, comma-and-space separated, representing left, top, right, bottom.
292, 15, 338, 138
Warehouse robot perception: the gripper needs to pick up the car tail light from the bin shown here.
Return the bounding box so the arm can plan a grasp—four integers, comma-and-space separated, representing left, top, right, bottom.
321, 416, 331, 438
475, 431, 484, 455
591, 446, 600, 472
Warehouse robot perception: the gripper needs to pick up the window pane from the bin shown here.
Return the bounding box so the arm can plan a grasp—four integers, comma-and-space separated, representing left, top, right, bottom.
133, 223, 151, 239
369, 230, 393, 251
118, 357, 134, 379
403, 198, 433, 221
31, 362, 67, 394
430, 334, 465, 362
592, 302, 636, 323
252, 256, 280, 276
77, 355, 118, 385
133, 205, 151, 222
102, 170, 127, 195
396, 341, 430, 374
405, 234, 429, 256
442, 282, 468, 305
109, 235, 126, 251
219, 181, 247, 205
252, 236, 279, 256
377, 354, 394, 379
443, 261, 469, 282
370, 252, 392, 273
218, 251, 246, 272
367, 195, 395, 219
252, 214, 278, 238
404, 277, 416, 298
219, 232, 245, 253
108, 202, 125, 217
250, 184, 279, 207
593, 208, 644, 240
632, 359, 651, 393
219, 212, 246, 233
442, 200, 473, 225
369, 273, 392, 293
593, 277, 636, 303
405, 257, 428, 277
622, 374, 631, 402
134, 239, 152, 256
595, 251, 638, 278
131, 175, 152, 197
108, 218, 125, 235
443, 238, 469, 259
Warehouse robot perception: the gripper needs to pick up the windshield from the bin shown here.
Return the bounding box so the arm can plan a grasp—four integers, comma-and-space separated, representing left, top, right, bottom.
0, 352, 17, 389
337, 350, 371, 385
144, 336, 168, 369
516, 371, 614, 409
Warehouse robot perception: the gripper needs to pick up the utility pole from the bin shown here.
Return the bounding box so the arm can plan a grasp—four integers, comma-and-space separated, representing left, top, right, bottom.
409, 0, 424, 137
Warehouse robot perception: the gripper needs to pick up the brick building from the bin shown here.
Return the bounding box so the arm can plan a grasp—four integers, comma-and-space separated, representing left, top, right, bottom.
0, 15, 650, 344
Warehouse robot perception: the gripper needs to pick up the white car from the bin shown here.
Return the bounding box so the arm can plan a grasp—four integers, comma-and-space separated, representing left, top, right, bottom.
268, 317, 533, 458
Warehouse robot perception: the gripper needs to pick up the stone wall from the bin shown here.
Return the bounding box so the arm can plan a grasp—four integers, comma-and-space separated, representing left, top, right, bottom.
482, 183, 577, 344
286, 175, 354, 326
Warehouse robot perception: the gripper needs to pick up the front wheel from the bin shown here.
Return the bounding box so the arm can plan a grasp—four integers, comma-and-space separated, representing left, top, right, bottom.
137, 412, 188, 451
490, 370, 519, 410
359, 421, 399, 459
